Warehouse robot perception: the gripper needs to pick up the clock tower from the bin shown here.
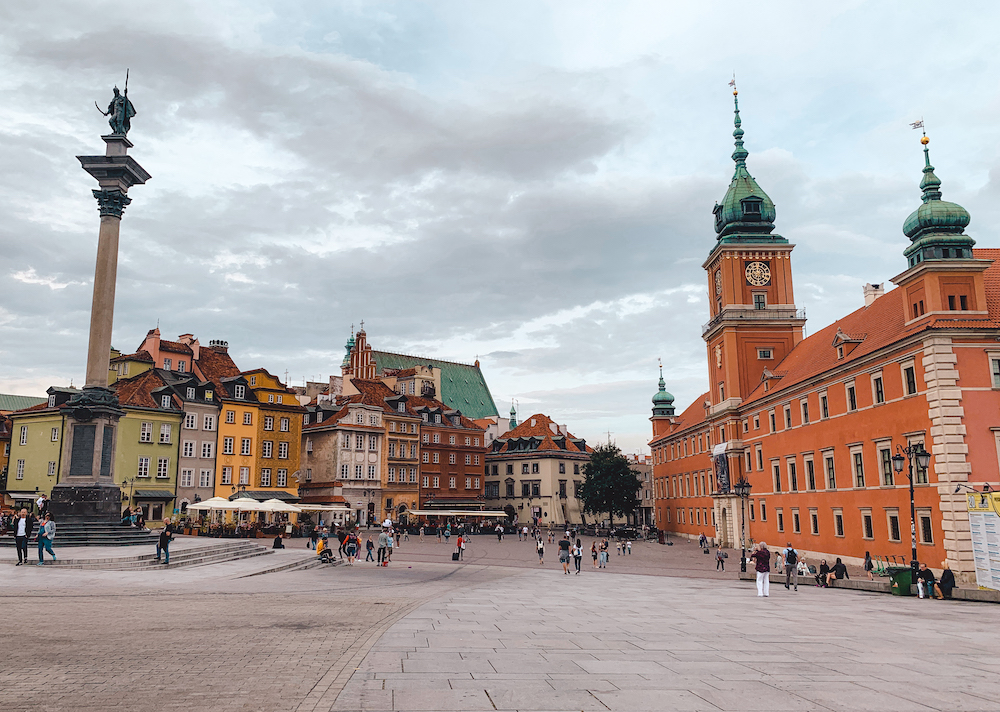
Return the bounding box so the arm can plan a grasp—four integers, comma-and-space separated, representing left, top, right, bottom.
702, 88, 805, 424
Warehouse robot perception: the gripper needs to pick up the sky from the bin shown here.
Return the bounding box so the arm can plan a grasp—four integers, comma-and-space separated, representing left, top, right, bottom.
2, 1, 1000, 454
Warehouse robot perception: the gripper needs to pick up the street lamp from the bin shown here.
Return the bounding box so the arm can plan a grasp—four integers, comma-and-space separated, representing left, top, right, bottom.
732, 477, 752, 573
891, 444, 931, 579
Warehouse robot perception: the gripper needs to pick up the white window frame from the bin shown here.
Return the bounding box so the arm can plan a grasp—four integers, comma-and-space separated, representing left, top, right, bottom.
183, 440, 195, 458
159, 423, 172, 444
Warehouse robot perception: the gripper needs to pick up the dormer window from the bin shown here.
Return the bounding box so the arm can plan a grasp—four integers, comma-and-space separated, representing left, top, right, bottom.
234, 384, 245, 399
47, 395, 56, 407
434, 414, 441, 424
741, 198, 763, 218
397, 402, 405, 413
205, 390, 213, 401
713, 203, 724, 231
186, 387, 196, 400
160, 395, 172, 409
249, 375, 257, 386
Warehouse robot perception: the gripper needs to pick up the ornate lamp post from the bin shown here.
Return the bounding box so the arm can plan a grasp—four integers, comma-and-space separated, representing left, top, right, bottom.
891, 445, 932, 579
733, 477, 752, 573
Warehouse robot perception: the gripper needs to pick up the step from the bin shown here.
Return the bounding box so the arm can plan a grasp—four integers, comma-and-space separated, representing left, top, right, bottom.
49, 543, 273, 570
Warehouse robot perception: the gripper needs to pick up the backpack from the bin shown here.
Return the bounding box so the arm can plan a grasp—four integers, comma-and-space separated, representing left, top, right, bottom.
785, 549, 798, 566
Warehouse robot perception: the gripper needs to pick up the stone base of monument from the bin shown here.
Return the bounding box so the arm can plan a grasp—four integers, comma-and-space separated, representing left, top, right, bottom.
49, 483, 123, 523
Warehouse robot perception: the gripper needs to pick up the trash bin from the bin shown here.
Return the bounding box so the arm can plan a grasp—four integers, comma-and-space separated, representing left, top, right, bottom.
888, 567, 913, 596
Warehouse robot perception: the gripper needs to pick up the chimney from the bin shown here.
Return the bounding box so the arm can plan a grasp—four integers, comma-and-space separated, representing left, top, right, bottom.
559, 424, 568, 436
209, 339, 229, 354
549, 423, 558, 434
863, 283, 884, 307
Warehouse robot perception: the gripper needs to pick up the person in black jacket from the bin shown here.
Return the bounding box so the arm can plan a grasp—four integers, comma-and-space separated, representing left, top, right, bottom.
156, 518, 174, 564
938, 560, 957, 599
825, 557, 849, 586
13, 509, 36, 566
815, 559, 831, 587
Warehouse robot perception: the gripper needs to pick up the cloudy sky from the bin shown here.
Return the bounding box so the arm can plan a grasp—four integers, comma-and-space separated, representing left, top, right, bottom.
2, 1, 999, 453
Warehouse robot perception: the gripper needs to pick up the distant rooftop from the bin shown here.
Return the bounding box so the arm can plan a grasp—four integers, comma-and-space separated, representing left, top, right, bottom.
0, 393, 48, 413
372, 350, 499, 420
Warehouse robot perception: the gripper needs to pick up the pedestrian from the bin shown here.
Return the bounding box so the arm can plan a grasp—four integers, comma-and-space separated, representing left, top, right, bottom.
496, 524, 503, 542
815, 559, 830, 587
626, 540, 632, 555
36, 494, 48, 518
377, 529, 389, 565
387, 532, 395, 561
419, 525, 425, 542
337, 528, 348, 559
443, 526, 451, 544
698, 532, 707, 548
522, 525, 529, 541
456, 534, 464, 560
558, 533, 571, 574
13, 508, 35, 566
939, 560, 957, 599
782, 542, 799, 591
599, 539, 609, 568
864, 551, 874, 581
591, 541, 598, 568
36, 513, 56, 565
572, 538, 583, 574
749, 542, 771, 597
536, 537, 544, 564
272, 535, 285, 549
916, 562, 941, 599
403, 528, 409, 542
345, 532, 358, 565
365, 536, 375, 561
774, 548, 784, 574
716, 545, 726, 571
156, 517, 174, 564
825, 557, 849, 586
616, 541, 621, 556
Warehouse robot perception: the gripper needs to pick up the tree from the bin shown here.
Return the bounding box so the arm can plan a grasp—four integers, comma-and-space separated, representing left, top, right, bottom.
579, 443, 642, 528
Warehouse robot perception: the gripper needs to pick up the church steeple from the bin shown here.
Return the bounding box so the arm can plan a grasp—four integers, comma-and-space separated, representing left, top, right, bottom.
509, 402, 518, 429
902, 131, 974, 267
711, 86, 785, 248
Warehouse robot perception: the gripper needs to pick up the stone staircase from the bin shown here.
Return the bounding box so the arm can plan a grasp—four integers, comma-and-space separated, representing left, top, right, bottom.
0, 520, 159, 547
40, 540, 274, 570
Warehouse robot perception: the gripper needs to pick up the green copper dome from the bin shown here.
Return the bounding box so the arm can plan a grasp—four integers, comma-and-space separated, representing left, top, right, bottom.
712, 90, 785, 247
902, 135, 974, 267
341, 331, 356, 369
652, 366, 675, 417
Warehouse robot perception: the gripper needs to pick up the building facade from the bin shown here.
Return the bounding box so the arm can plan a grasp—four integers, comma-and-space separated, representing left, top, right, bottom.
486, 413, 591, 527
157, 370, 220, 513
651, 94, 1000, 580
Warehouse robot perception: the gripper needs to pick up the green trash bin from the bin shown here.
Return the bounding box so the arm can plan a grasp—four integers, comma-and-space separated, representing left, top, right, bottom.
888, 567, 913, 596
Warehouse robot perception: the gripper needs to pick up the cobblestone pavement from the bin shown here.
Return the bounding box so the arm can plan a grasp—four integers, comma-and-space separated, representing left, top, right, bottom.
0, 560, 517, 712
1, 534, 993, 712
335, 564, 1000, 712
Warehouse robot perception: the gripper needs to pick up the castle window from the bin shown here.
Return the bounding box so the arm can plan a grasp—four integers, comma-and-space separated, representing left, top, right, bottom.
753, 293, 767, 310
961, 295, 968, 310
757, 349, 772, 360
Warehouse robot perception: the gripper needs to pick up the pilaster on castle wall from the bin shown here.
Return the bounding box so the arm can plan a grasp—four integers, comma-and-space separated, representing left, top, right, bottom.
922, 336, 974, 576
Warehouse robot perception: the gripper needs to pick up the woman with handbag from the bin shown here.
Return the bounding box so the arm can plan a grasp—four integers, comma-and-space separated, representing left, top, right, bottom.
716, 546, 726, 571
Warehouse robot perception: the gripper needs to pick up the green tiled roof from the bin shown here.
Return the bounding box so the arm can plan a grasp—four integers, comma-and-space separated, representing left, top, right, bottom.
372, 350, 499, 420
0, 394, 47, 413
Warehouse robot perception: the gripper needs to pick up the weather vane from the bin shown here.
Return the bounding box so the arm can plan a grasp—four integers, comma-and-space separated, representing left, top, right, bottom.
95, 69, 136, 136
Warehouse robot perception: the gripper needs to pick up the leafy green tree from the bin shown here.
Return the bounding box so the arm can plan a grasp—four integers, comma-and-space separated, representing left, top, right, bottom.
579, 443, 642, 527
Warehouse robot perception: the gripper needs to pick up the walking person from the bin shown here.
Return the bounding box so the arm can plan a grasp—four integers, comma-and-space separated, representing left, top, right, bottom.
599, 539, 609, 568
716, 545, 726, 571
156, 517, 174, 564
750, 542, 771, 597
13, 508, 35, 566
626, 540, 632, 555
591, 542, 598, 568
419, 525, 425, 542
365, 536, 375, 561
36, 493, 49, 518
345, 531, 359, 565
864, 551, 874, 581
456, 534, 465, 560
536, 536, 544, 564
337, 528, 348, 559
558, 533, 571, 574
386, 531, 395, 562
36, 513, 56, 565
572, 538, 583, 574
782, 542, 799, 591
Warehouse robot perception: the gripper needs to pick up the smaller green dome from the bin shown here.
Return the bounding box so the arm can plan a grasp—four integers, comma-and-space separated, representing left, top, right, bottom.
901, 136, 975, 266
652, 366, 675, 417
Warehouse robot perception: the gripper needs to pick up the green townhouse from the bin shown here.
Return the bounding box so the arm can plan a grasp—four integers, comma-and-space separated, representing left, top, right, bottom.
6, 373, 182, 525
5, 388, 77, 511
113, 370, 183, 524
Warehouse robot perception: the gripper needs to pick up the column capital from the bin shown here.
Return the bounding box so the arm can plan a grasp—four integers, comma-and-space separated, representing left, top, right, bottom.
92, 188, 132, 218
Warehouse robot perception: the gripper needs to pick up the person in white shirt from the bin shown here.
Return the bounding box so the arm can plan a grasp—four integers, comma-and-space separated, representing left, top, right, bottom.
14, 509, 36, 565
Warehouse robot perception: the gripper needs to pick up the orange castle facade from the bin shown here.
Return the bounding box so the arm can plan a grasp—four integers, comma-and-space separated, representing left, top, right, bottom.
650, 94, 997, 581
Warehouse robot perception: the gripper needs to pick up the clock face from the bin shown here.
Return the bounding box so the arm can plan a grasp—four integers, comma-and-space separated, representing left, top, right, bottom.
745, 261, 771, 286
715, 270, 722, 295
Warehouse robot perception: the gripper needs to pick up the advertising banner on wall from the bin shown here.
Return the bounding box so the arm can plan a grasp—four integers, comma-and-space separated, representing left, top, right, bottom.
967, 492, 1000, 591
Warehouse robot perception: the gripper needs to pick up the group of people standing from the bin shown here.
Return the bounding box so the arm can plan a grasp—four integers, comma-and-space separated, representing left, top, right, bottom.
4, 509, 56, 566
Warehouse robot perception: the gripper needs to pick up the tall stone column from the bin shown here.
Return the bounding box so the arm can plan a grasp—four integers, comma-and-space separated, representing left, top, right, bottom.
49, 132, 150, 522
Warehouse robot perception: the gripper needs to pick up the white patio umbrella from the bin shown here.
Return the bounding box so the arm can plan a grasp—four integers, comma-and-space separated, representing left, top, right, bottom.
187, 496, 233, 511
261, 498, 302, 513
230, 498, 266, 511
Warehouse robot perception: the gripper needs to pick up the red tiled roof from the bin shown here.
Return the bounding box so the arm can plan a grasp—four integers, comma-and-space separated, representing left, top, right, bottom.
496, 413, 591, 454
110, 350, 154, 364
159, 340, 193, 355
12, 402, 51, 415
194, 347, 241, 396
743, 249, 1000, 405
114, 370, 170, 409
